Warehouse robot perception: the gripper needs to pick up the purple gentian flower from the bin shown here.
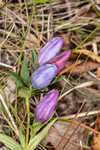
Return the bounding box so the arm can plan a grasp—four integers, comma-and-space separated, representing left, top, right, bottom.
31, 64, 57, 89
35, 89, 59, 123
47, 50, 71, 72
38, 37, 63, 65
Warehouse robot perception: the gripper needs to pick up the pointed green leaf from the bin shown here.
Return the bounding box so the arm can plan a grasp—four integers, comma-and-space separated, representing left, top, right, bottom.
7, 72, 24, 89
0, 133, 23, 150
19, 130, 25, 149
28, 119, 57, 150
20, 56, 30, 86
32, 48, 39, 70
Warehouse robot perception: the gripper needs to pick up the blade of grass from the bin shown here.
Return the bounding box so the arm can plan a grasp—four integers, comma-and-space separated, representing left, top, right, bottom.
17, 1, 35, 74
73, 23, 100, 52
0, 92, 19, 137
0, 134, 23, 150
25, 97, 30, 149
28, 118, 57, 150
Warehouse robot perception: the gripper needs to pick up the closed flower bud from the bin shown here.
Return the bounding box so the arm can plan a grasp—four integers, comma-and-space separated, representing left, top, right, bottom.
38, 37, 63, 65
31, 64, 57, 89
35, 89, 59, 123
47, 50, 71, 72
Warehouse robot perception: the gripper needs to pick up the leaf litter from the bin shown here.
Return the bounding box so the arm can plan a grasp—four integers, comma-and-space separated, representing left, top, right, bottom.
0, 0, 100, 150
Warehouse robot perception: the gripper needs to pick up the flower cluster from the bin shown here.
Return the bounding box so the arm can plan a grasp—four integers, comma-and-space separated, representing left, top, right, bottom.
31, 37, 71, 89
31, 37, 71, 123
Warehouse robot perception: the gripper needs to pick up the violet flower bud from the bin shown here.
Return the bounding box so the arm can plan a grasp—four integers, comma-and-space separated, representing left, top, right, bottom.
35, 89, 59, 123
38, 37, 63, 65
31, 64, 57, 89
47, 50, 71, 72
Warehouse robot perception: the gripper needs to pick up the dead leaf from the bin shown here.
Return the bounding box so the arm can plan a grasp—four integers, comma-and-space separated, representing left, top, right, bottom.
91, 134, 100, 150
59, 60, 81, 75
71, 61, 100, 74
61, 33, 71, 50
59, 61, 100, 75
75, 4, 90, 17
96, 67, 100, 79
42, 121, 86, 150
84, 9, 97, 18
91, 117, 100, 150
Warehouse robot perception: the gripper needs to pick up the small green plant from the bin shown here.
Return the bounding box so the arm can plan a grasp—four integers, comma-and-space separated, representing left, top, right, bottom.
0, 49, 57, 150
0, 36, 71, 150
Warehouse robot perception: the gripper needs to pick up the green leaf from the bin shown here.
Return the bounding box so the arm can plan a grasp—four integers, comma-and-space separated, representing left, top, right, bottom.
7, 72, 24, 89
20, 56, 30, 86
32, 48, 39, 70
28, 119, 57, 150
18, 87, 31, 99
19, 130, 25, 149
0, 133, 23, 150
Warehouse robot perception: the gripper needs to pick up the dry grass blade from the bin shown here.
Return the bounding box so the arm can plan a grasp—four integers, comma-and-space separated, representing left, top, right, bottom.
61, 110, 100, 120
0, 62, 15, 70
0, 0, 100, 149
72, 120, 100, 136
0, 93, 19, 137
59, 81, 95, 100
75, 49, 100, 63
0, 24, 15, 48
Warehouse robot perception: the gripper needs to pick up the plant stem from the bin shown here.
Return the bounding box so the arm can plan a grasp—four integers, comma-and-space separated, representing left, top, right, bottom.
26, 97, 30, 150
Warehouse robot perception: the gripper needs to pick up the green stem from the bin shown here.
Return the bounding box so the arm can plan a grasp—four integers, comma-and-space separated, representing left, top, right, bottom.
26, 97, 30, 150
73, 23, 100, 52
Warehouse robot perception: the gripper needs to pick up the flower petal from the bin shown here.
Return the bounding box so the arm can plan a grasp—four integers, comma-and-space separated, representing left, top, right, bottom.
35, 89, 59, 123
38, 37, 63, 65
31, 64, 58, 89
